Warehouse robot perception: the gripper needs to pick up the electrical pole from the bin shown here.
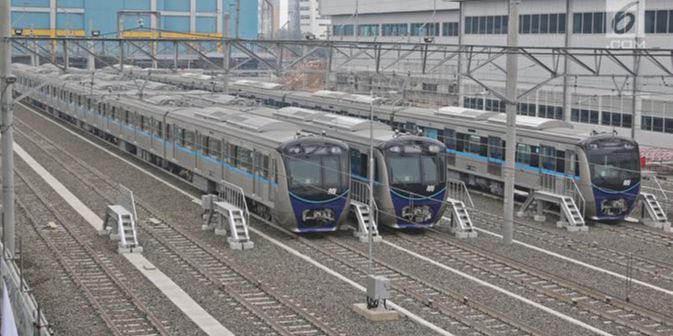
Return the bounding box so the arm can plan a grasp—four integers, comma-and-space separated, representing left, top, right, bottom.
235, 0, 240, 39
503, 0, 520, 245
0, 0, 16, 255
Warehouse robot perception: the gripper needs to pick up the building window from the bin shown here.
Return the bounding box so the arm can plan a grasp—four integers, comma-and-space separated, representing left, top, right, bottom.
465, 16, 507, 34
442, 22, 459, 36
382, 23, 408, 36
573, 12, 605, 34
571, 108, 599, 124
519, 13, 566, 34
601, 111, 632, 128
357, 24, 379, 36
411, 22, 440, 36
422, 83, 438, 92
538, 105, 563, 120
517, 103, 537, 116
464, 97, 484, 110
332, 24, 354, 36
485, 98, 505, 112
642, 116, 673, 133
645, 10, 673, 34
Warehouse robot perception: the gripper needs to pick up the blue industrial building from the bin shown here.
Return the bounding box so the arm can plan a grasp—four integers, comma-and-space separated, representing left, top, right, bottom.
10, 0, 258, 38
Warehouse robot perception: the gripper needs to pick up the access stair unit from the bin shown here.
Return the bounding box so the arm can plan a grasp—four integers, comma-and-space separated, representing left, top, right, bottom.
100, 185, 142, 253
200, 180, 254, 250
518, 191, 587, 232
636, 192, 671, 232
350, 180, 382, 243
439, 179, 477, 238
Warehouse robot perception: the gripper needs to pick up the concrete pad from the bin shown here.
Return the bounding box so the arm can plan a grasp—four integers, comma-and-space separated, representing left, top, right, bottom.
352, 303, 399, 321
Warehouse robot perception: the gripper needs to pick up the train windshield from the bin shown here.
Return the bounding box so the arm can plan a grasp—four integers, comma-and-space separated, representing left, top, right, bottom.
586, 140, 640, 191
388, 155, 441, 185
283, 143, 348, 199
385, 140, 445, 196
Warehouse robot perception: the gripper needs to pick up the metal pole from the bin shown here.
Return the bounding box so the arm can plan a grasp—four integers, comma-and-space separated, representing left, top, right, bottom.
355, 0, 359, 42
456, 1, 463, 107
235, 0, 241, 39
0, 0, 15, 255
368, 93, 375, 276
562, 0, 572, 123
503, 0, 520, 245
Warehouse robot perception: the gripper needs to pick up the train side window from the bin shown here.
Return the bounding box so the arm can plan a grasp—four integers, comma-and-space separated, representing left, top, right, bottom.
488, 136, 503, 160
516, 144, 530, 165
237, 147, 253, 172
227, 144, 237, 165
443, 129, 456, 150
154, 120, 163, 138
201, 136, 210, 155
165, 124, 172, 141
209, 138, 222, 160
184, 130, 194, 150
111, 107, 117, 120
424, 127, 438, 140
350, 149, 362, 177
556, 150, 566, 174
530, 146, 540, 168
541, 146, 556, 171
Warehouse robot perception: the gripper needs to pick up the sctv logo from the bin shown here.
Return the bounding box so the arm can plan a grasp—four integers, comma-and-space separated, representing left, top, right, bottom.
606, 0, 646, 48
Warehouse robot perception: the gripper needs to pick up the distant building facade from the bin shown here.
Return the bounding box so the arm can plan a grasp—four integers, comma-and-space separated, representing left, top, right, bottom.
10, 0, 259, 38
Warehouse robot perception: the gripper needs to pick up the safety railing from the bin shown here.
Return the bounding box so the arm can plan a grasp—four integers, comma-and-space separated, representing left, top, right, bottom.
446, 178, 475, 208
116, 184, 138, 221
219, 179, 250, 225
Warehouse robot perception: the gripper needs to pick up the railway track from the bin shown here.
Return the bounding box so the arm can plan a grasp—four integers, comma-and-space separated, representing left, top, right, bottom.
251, 219, 545, 336
14, 165, 170, 336
14, 117, 344, 336
467, 199, 673, 286
16, 109, 543, 336
390, 231, 673, 336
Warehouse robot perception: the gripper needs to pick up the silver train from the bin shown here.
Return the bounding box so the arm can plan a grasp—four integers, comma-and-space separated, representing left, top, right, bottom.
113, 90, 451, 229
190, 101, 450, 229
127, 73, 642, 222
13, 64, 351, 233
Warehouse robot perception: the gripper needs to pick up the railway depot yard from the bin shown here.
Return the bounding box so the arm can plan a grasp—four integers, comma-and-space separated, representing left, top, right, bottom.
4, 0, 673, 334
9, 99, 673, 336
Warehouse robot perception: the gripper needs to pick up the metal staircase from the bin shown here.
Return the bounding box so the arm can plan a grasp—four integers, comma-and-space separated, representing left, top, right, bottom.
351, 201, 381, 243
350, 179, 382, 242
200, 180, 254, 250
101, 205, 142, 254
440, 198, 477, 238
518, 191, 587, 232
637, 192, 671, 231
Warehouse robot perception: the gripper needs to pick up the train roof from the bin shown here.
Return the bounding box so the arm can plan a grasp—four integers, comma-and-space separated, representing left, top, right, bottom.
170, 107, 305, 145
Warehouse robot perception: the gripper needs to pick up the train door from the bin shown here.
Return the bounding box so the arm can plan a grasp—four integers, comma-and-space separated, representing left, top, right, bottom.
487, 136, 503, 177
540, 145, 557, 191
443, 128, 456, 166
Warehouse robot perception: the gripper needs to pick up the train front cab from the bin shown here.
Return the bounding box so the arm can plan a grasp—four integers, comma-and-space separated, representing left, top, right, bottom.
276, 138, 350, 233
374, 136, 448, 229
577, 136, 641, 221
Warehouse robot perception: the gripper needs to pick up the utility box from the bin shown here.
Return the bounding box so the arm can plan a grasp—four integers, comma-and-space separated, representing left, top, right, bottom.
366, 275, 390, 308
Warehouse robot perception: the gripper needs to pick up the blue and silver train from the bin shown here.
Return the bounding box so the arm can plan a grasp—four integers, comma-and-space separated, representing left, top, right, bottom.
12, 64, 351, 232
137, 75, 642, 223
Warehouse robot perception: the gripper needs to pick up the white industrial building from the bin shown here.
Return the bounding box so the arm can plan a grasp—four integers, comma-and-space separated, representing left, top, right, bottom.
300, 0, 331, 38
320, 0, 673, 150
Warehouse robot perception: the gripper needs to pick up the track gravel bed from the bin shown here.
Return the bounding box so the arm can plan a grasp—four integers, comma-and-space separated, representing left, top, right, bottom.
13, 161, 169, 336
385, 231, 673, 336
14, 118, 346, 336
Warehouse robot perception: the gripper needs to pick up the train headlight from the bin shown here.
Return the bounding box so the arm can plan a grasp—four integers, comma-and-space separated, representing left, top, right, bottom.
331, 147, 342, 154
288, 146, 302, 154
427, 145, 441, 153
389, 146, 401, 153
